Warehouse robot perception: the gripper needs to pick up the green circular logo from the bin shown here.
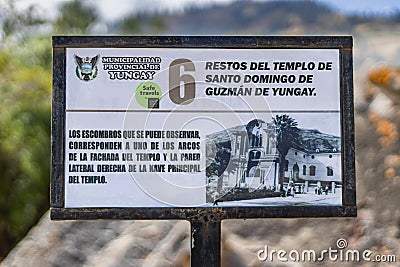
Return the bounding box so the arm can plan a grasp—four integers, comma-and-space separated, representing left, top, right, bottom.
135, 82, 161, 108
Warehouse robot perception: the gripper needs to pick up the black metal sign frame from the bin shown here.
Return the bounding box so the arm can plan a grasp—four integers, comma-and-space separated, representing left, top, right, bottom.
51, 36, 356, 221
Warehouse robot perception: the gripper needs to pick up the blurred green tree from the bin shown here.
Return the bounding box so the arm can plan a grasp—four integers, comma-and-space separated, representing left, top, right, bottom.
0, 1, 51, 260
119, 14, 165, 34
0, 36, 51, 259
0, 0, 45, 39
54, 0, 98, 34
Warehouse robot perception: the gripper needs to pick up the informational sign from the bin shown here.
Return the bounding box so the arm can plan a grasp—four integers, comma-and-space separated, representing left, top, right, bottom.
51, 36, 356, 219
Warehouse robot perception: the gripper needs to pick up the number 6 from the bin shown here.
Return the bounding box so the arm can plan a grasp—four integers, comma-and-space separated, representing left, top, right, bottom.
169, 59, 196, 105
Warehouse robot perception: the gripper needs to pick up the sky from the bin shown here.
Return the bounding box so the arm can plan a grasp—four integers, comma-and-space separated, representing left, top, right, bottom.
13, 0, 400, 22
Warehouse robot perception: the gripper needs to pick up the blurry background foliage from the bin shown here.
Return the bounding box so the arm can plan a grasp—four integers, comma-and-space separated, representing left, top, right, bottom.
1, 0, 400, 262
0, 0, 164, 259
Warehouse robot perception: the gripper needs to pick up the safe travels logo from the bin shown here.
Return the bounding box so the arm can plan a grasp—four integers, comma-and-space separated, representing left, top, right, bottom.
135, 81, 161, 109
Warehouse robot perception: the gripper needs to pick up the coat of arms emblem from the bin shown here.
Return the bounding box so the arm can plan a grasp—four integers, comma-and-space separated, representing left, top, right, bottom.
74, 54, 99, 81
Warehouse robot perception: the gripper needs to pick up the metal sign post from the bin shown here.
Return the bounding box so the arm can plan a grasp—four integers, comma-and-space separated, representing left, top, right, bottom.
51, 36, 356, 266
190, 217, 221, 267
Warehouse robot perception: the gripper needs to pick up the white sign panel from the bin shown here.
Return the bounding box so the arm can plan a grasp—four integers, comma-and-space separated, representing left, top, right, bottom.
64, 47, 342, 208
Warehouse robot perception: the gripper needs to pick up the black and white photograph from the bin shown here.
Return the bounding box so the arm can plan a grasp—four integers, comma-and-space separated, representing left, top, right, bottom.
206, 113, 342, 206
